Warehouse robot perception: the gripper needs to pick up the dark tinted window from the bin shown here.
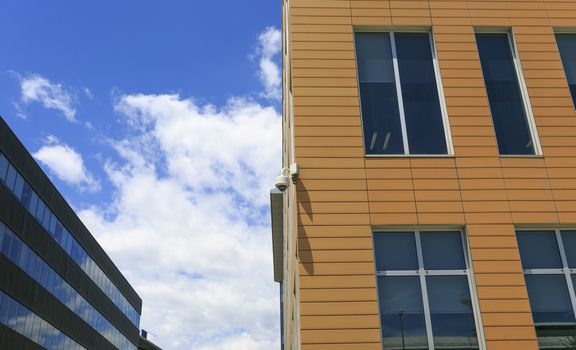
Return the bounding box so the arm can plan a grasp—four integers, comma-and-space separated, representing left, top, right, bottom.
355, 32, 404, 154
374, 232, 418, 270
378, 276, 428, 350
517, 231, 562, 269
525, 275, 576, 348
355, 32, 448, 155
421, 231, 466, 270
427, 276, 479, 349
556, 34, 576, 108
0, 154, 8, 182
561, 231, 576, 268
476, 33, 535, 155
396, 33, 447, 155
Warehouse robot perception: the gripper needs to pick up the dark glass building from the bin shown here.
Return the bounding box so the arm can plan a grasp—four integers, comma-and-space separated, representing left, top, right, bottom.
0, 116, 142, 350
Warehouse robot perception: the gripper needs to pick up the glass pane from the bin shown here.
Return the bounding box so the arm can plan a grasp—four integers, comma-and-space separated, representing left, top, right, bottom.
374, 232, 418, 270
378, 276, 428, 350
5, 165, 17, 191
562, 231, 576, 268
525, 275, 576, 349
0, 223, 4, 248
395, 33, 447, 155
556, 34, 576, 108
517, 231, 562, 269
0, 154, 8, 182
13, 175, 24, 199
35, 200, 45, 222
427, 276, 479, 349
29, 192, 39, 218
476, 33, 535, 155
355, 32, 404, 154
0, 291, 8, 325
21, 183, 32, 209
421, 232, 466, 270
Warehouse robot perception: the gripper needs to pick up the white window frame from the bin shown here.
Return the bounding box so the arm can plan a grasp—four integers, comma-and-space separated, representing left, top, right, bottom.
519, 229, 576, 325
475, 29, 543, 156
372, 229, 485, 350
354, 29, 454, 157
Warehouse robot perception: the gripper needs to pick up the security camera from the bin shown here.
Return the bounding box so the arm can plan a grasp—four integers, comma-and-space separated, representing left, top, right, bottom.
275, 174, 290, 192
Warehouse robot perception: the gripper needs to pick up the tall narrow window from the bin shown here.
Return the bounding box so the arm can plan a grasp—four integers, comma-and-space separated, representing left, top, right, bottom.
555, 34, 576, 108
373, 231, 480, 350
355, 32, 449, 155
517, 230, 576, 349
476, 33, 536, 155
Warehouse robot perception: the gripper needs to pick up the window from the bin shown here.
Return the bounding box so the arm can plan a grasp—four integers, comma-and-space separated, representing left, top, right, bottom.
517, 230, 576, 349
373, 231, 480, 349
476, 33, 538, 155
355, 32, 449, 155
555, 34, 576, 108
0, 152, 140, 326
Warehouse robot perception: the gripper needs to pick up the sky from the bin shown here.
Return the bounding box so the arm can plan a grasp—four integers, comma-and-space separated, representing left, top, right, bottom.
0, 1, 282, 349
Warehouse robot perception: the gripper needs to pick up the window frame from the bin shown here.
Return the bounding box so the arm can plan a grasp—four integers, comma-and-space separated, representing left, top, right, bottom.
372, 228, 485, 350
518, 229, 576, 325
354, 28, 454, 157
475, 28, 543, 157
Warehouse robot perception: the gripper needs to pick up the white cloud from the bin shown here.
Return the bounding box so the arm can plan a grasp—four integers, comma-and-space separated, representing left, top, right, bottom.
83, 87, 94, 100
79, 92, 282, 349
17, 73, 77, 121
33, 136, 100, 192
256, 27, 282, 101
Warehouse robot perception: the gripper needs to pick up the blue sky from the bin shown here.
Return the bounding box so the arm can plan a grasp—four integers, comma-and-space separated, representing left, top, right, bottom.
0, 1, 282, 349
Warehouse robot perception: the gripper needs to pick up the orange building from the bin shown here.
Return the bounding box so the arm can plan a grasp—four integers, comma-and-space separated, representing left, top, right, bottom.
271, 1, 576, 349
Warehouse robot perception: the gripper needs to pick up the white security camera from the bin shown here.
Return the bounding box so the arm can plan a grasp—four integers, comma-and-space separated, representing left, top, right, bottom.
275, 174, 290, 192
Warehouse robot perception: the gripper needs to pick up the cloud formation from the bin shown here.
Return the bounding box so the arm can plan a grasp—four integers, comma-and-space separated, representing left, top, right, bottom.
256, 27, 282, 101
33, 136, 100, 192
16, 73, 77, 121
79, 92, 281, 349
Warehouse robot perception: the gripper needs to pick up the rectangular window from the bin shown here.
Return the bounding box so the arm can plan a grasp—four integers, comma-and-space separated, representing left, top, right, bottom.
476, 33, 538, 155
355, 32, 449, 155
0, 154, 8, 181
517, 230, 576, 349
555, 34, 576, 108
373, 231, 480, 350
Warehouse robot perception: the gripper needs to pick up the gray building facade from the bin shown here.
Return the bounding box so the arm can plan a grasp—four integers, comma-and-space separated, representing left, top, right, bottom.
0, 116, 142, 349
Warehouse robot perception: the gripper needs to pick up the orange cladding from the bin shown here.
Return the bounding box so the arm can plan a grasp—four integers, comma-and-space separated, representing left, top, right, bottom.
287, 0, 576, 349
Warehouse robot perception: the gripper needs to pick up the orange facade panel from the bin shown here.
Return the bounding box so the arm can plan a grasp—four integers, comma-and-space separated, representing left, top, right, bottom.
284, 0, 576, 349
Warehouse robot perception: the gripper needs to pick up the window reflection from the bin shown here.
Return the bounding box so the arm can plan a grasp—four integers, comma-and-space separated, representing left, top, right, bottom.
518, 231, 576, 350
0, 221, 135, 350
0, 290, 86, 350
379, 277, 428, 350
355, 32, 404, 155
0, 153, 140, 326
526, 275, 576, 349
354, 32, 448, 155
373, 231, 480, 350
427, 276, 479, 349
395, 33, 447, 155
476, 33, 535, 155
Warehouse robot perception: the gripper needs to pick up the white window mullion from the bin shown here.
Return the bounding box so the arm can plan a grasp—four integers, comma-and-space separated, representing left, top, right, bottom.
461, 231, 487, 350
430, 31, 454, 155
390, 32, 410, 155
508, 31, 542, 155
555, 230, 576, 319
415, 231, 435, 350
